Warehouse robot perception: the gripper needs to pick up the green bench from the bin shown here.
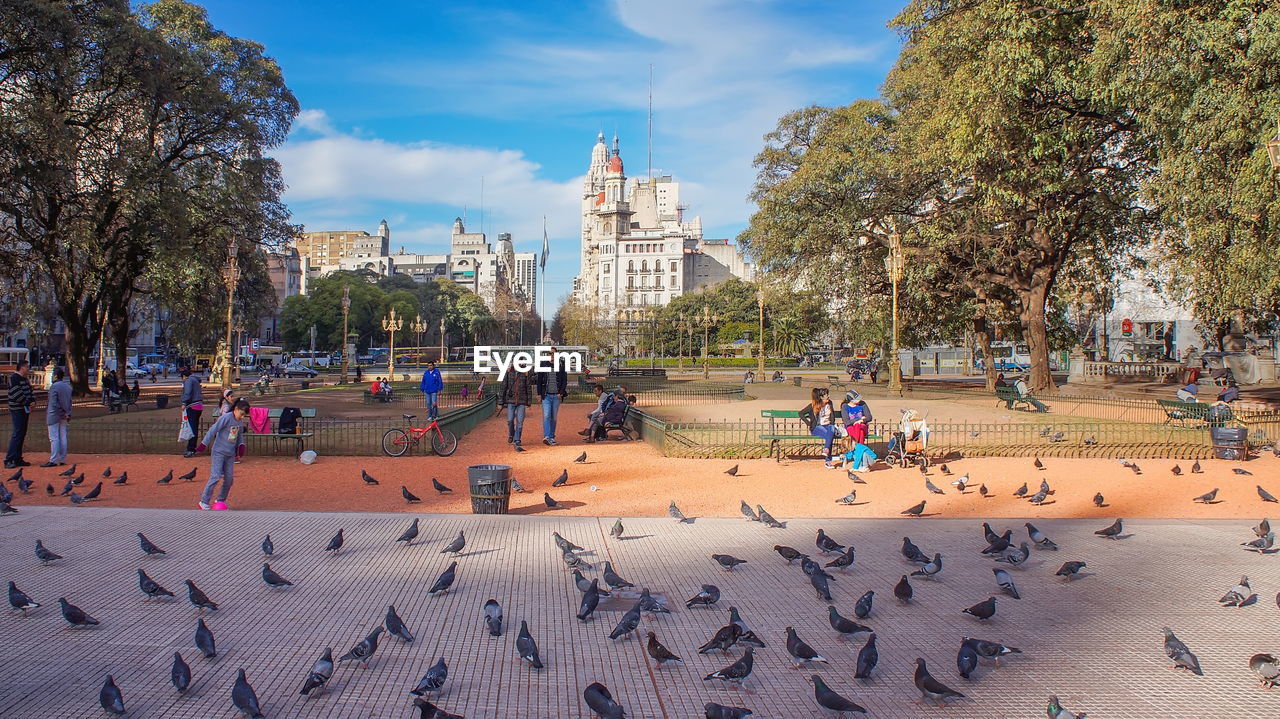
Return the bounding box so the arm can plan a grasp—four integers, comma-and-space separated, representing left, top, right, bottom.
363, 389, 403, 403
826, 375, 847, 390
759, 409, 882, 462
248, 408, 316, 453
1156, 399, 1233, 426
994, 386, 1043, 412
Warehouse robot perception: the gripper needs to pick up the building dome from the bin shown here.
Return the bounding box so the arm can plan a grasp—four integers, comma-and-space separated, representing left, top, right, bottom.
608, 150, 623, 174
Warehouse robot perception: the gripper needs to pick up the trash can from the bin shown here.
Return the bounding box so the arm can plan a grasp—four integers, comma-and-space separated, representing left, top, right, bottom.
468, 464, 512, 514
300, 381, 310, 390
1210, 426, 1249, 461
155, 395, 169, 409
792, 377, 802, 387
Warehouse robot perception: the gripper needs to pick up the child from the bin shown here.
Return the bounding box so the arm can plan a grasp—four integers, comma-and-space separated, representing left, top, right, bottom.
194, 398, 249, 510
834, 442, 878, 471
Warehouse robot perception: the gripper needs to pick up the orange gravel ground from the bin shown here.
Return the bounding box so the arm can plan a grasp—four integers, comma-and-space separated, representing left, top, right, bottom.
10, 402, 1280, 520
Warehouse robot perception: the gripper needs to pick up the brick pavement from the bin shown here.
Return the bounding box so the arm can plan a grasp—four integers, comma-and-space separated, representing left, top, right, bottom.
1, 507, 1278, 718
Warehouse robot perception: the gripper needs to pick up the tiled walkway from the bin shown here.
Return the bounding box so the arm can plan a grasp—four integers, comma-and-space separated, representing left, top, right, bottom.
1, 507, 1277, 718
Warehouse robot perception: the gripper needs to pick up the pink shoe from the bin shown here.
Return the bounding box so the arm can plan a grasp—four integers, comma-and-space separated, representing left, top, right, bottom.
211, 501, 228, 511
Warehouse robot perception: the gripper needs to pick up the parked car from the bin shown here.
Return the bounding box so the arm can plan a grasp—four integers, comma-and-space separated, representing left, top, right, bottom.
282, 363, 318, 378
122, 364, 147, 379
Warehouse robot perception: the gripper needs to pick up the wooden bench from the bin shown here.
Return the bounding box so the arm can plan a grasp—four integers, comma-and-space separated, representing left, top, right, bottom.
759, 409, 882, 462
1157, 399, 1233, 426
826, 375, 847, 390
607, 368, 667, 378
247, 408, 316, 453
105, 388, 139, 413
362, 390, 403, 404
994, 386, 1043, 412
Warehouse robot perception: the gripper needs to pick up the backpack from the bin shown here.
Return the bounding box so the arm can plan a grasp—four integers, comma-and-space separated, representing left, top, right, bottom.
278, 406, 302, 435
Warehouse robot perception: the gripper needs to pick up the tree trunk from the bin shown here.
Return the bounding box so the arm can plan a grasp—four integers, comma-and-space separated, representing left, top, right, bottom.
63, 312, 97, 396
1018, 279, 1055, 393
973, 313, 998, 391
112, 312, 131, 383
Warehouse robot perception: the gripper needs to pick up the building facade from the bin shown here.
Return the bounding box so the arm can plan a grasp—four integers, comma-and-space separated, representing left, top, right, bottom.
293, 220, 390, 268
258, 248, 305, 344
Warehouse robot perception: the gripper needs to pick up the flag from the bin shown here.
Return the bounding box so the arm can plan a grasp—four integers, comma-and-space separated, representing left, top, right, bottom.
540, 218, 549, 270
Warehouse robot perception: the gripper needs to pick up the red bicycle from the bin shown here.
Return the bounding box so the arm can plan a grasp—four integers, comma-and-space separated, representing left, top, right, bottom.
381, 414, 458, 457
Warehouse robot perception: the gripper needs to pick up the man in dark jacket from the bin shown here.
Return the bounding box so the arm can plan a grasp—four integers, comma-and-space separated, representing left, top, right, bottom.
5, 359, 34, 468
179, 366, 205, 457
499, 367, 534, 451
535, 347, 569, 445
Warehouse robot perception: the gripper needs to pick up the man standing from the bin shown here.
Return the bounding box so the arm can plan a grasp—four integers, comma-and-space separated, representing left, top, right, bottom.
179, 366, 204, 458
536, 347, 569, 445
420, 361, 444, 419
4, 359, 33, 469
499, 366, 533, 452
42, 367, 72, 467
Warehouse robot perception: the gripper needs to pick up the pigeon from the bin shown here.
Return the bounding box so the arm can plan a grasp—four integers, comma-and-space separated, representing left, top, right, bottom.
511, 477, 528, 493
1027, 489, 1048, 505
517, 620, 543, 668
855, 633, 878, 679
561, 549, 590, 571
435, 530, 465, 555
704, 703, 753, 719
911, 553, 943, 579
1192, 488, 1219, 503
919, 464, 929, 476
982, 530, 1013, 555
1219, 576, 1255, 607
59, 479, 73, 496
1094, 518, 1123, 539
978, 484, 989, 498
835, 490, 858, 505
0, 483, 10, 503
338, 626, 384, 667
1025, 522, 1057, 550
816, 528, 846, 554
553, 532, 584, 553
950, 475, 969, 492
1092, 492, 1105, 507
17, 477, 31, 492
914, 657, 966, 705
35, 539, 62, 564
178, 467, 197, 482
583, 682, 624, 719
828, 606, 872, 639
324, 528, 345, 554
100, 675, 125, 715
993, 568, 1020, 599
961, 637, 1022, 666
429, 562, 457, 594
1254, 518, 1270, 537
195, 617, 216, 657
361, 469, 379, 485
1045, 695, 1085, 719
686, 584, 720, 609
402, 486, 421, 503
482, 599, 503, 636
962, 596, 997, 621
1242, 532, 1274, 553
1249, 653, 1280, 689
1084, 435, 1098, 445
8, 581, 39, 613
1191, 459, 1202, 473
1034, 457, 1044, 470
1171, 464, 1182, 476
552, 469, 568, 487
397, 519, 421, 545
901, 500, 926, 516
698, 622, 744, 654
809, 674, 864, 714
69, 491, 86, 505
704, 647, 754, 687
409, 656, 448, 696
609, 601, 643, 640
848, 468, 866, 483
232, 668, 264, 718
1234, 468, 1254, 476
757, 504, 784, 528
577, 578, 601, 621
0, 500, 15, 513
902, 537, 930, 563
801, 555, 833, 580
414, 697, 464, 719
58, 597, 98, 627
1013, 482, 1028, 498
261, 535, 274, 556
299, 647, 334, 696
994, 542, 1030, 567
157, 470, 173, 485
1048, 431, 1065, 442
1128, 462, 1142, 475
138, 569, 174, 600
894, 575, 913, 603
102, 466, 111, 478
854, 590, 874, 618
775, 545, 804, 563
740, 500, 758, 520
729, 606, 766, 647
59, 464, 77, 477
810, 568, 834, 602
638, 587, 671, 616
259, 563, 292, 588
825, 546, 856, 570
610, 518, 624, 538
70, 472, 83, 485
602, 561, 634, 589
957, 642, 979, 679
171, 651, 192, 693
545, 492, 565, 509
1056, 561, 1087, 579
647, 631, 683, 667
139, 533, 166, 556
573, 451, 588, 464
1162, 627, 1203, 675
1258, 486, 1279, 503
5, 468, 20, 482
784, 627, 828, 667
184, 580, 218, 611
925, 478, 945, 495
668, 501, 690, 522
432, 477, 453, 493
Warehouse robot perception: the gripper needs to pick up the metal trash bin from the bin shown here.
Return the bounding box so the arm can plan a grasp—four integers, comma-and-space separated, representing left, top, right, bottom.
468, 464, 511, 514
155, 395, 169, 409
792, 377, 802, 387
1210, 426, 1249, 461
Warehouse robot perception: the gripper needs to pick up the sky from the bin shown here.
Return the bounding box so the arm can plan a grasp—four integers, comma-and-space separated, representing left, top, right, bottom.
197, 0, 903, 311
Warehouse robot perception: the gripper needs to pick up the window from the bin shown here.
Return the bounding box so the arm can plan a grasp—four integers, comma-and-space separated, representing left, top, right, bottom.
640, 276, 649, 288
655, 277, 663, 289
670, 275, 677, 287
641, 260, 648, 272
628, 276, 635, 288
669, 260, 678, 272
627, 260, 634, 272
603, 263, 611, 274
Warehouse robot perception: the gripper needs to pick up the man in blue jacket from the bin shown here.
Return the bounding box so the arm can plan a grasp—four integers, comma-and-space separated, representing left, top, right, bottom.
420, 361, 444, 419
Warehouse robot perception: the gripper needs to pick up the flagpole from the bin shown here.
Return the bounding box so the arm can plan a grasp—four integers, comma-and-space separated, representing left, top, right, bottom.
541, 216, 548, 342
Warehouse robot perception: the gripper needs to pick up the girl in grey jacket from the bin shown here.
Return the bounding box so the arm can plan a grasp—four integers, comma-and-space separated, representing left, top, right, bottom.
195, 398, 249, 509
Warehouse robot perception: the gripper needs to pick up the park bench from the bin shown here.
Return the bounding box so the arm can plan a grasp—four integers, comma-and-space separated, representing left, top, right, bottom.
600, 403, 635, 441
105, 387, 139, 414
1156, 399, 1233, 426
826, 375, 847, 390
362, 390, 402, 404
607, 368, 667, 378
759, 409, 882, 462
247, 408, 316, 454
994, 386, 1042, 412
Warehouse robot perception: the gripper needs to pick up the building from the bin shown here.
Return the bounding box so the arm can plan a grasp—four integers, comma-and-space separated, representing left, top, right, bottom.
293, 220, 390, 267
258, 248, 304, 344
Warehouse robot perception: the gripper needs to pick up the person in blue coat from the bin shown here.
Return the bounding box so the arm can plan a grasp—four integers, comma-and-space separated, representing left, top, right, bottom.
420, 361, 444, 419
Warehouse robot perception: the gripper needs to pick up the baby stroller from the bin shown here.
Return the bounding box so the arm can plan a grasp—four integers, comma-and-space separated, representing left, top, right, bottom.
885, 408, 930, 469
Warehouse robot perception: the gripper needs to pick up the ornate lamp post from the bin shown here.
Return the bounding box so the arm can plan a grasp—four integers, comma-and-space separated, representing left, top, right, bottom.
340, 285, 351, 383
382, 307, 403, 380
410, 314, 428, 363
756, 287, 766, 377
438, 317, 446, 363
885, 233, 905, 396
221, 241, 240, 389
697, 305, 718, 379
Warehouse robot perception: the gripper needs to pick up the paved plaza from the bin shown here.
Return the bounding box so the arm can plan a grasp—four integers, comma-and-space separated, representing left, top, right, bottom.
1, 507, 1278, 718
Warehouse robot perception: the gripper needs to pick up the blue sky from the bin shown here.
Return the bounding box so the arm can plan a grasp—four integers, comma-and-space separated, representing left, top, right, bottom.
197, 0, 902, 309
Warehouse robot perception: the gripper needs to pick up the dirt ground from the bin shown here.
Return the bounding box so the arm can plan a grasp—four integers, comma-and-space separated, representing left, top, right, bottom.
11, 401, 1280, 520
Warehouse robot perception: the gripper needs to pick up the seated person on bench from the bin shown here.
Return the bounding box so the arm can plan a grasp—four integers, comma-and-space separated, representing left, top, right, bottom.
1175, 382, 1198, 403
585, 389, 627, 442
579, 384, 610, 437
1012, 374, 1048, 412
771, 370, 784, 382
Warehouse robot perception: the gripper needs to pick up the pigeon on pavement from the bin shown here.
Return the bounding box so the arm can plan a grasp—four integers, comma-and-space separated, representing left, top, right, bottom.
552, 469, 569, 486
785, 626, 828, 667
157, 470, 173, 485
232, 668, 264, 718
59, 464, 77, 477
553, 532, 584, 552
957, 641, 979, 679
100, 675, 125, 716
178, 467, 196, 482
402, 486, 421, 503
582, 682, 625, 719
962, 596, 997, 621
195, 617, 216, 658
414, 697, 464, 719
386, 605, 414, 642
610, 518, 624, 538
982, 530, 1013, 555
1056, 561, 1087, 579
517, 620, 543, 668
1192, 488, 1220, 504
669, 501, 690, 522
577, 578, 601, 621
428, 562, 457, 594
698, 622, 744, 654
825, 546, 856, 570
901, 500, 926, 517
962, 637, 1022, 666
914, 657, 966, 705
902, 537, 930, 563
816, 528, 846, 554
299, 648, 334, 696
324, 528, 345, 554
894, 575, 913, 603
261, 535, 274, 556
1162, 627, 1203, 675
993, 568, 1020, 599
1234, 468, 1253, 476
1219, 576, 1255, 607
184, 580, 218, 611
1013, 482, 1028, 497
8, 581, 39, 613
483, 599, 503, 636
828, 606, 873, 639
409, 656, 448, 696
686, 584, 720, 609
646, 631, 683, 667
361, 470, 379, 485
810, 674, 865, 714
1249, 653, 1280, 689
739, 500, 758, 520
1094, 518, 1123, 539
994, 542, 1030, 567
713, 554, 747, 571
574, 452, 587, 463
1242, 532, 1274, 553
602, 561, 634, 589
1191, 459, 1202, 473
338, 626, 384, 667
757, 504, 784, 528
440, 531, 466, 554
703, 647, 754, 687
171, 652, 191, 693
836, 490, 858, 505
911, 553, 942, 580
704, 703, 753, 719
854, 590, 874, 619
925, 478, 945, 495
396, 518, 420, 545
545, 492, 565, 509
138, 569, 174, 600
609, 602, 642, 640
112, 472, 127, 486
725, 464, 739, 476
35, 539, 62, 564
1025, 522, 1057, 550
1258, 486, 1279, 503
855, 634, 878, 679
138, 533, 166, 556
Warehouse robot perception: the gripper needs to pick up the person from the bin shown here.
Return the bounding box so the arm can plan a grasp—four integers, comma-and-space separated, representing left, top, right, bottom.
179, 366, 204, 458
771, 370, 784, 382
380, 378, 394, 398
587, 389, 628, 441
499, 365, 534, 451
868, 357, 880, 384
799, 387, 838, 468
460, 385, 469, 402
354, 364, 363, 383
580, 384, 611, 438
1176, 381, 1198, 403
994, 372, 1008, 388
834, 441, 878, 471
420, 361, 444, 419
1014, 374, 1049, 412
194, 397, 249, 510
42, 367, 72, 468
130, 379, 140, 398
743, 370, 755, 384
215, 388, 235, 417
4, 359, 34, 469
1217, 380, 1239, 403
840, 390, 873, 451
536, 347, 569, 445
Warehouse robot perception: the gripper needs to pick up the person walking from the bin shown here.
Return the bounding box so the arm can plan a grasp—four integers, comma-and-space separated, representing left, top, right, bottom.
420, 361, 444, 420
798, 387, 838, 469
41, 367, 72, 467
194, 398, 248, 510
536, 347, 569, 445
179, 366, 204, 458
4, 359, 34, 469
499, 366, 534, 452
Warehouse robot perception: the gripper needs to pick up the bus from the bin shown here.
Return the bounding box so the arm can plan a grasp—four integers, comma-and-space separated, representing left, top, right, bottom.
0, 347, 32, 392
289, 350, 331, 368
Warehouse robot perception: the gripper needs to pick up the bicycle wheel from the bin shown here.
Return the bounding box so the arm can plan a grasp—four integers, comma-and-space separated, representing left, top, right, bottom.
431, 428, 458, 457
381, 428, 412, 457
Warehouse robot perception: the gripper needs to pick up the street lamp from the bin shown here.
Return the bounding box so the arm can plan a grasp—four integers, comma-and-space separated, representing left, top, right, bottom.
885, 232, 905, 396
756, 287, 766, 377
697, 305, 718, 379
221, 240, 240, 389
410, 314, 428, 363
382, 307, 403, 380
1267, 119, 1280, 169
506, 309, 524, 345
340, 285, 351, 384
438, 316, 446, 364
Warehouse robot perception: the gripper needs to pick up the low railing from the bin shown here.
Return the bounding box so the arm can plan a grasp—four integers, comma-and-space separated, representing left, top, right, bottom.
1078, 360, 1182, 383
